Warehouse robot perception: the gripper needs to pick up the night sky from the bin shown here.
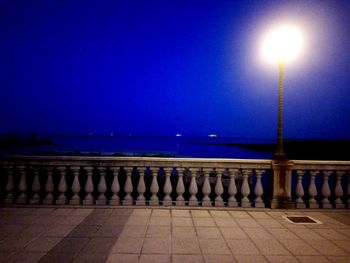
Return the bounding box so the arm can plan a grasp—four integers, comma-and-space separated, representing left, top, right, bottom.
1, 0, 350, 139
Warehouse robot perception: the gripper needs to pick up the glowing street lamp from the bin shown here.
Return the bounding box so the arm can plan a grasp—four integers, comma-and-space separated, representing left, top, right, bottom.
261, 25, 303, 160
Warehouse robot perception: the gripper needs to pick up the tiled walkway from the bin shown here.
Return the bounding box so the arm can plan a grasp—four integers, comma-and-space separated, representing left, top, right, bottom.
0, 207, 349, 263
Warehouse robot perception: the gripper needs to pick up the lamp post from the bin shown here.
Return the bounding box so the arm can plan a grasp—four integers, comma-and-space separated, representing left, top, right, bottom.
261, 25, 303, 160
261, 25, 303, 207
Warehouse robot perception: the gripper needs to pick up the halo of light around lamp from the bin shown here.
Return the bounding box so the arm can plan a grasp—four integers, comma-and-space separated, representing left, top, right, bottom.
261, 25, 303, 64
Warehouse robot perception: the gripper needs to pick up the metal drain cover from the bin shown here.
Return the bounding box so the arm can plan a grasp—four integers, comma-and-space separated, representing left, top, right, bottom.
283, 216, 322, 224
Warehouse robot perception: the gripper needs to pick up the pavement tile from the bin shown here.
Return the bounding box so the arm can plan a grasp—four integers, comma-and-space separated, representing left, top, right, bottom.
313, 228, 349, 241
81, 237, 117, 254
0, 237, 35, 252
244, 228, 274, 239
94, 225, 124, 237
227, 239, 261, 255
193, 217, 216, 227
234, 255, 268, 263
0, 225, 26, 239
289, 228, 326, 240
248, 212, 271, 219
191, 210, 211, 218
252, 239, 291, 255
73, 253, 108, 263
209, 211, 231, 218
332, 240, 350, 253
59, 216, 87, 226
328, 256, 350, 263
24, 237, 61, 252
119, 226, 147, 238
306, 240, 349, 256
43, 225, 76, 237
235, 218, 260, 228
172, 227, 197, 238
172, 217, 193, 226
68, 225, 100, 237
152, 209, 170, 217
267, 228, 300, 240
334, 228, 350, 238
213, 217, 238, 227
5, 252, 45, 263
265, 255, 299, 263
70, 209, 94, 217
106, 254, 138, 263
142, 237, 171, 254
279, 239, 319, 255
198, 238, 231, 254
37, 252, 76, 263
220, 227, 248, 240
172, 237, 201, 254
228, 211, 251, 219
146, 226, 171, 237
50, 237, 90, 253
172, 254, 204, 263
196, 227, 222, 239
204, 254, 235, 263
111, 237, 144, 254
296, 255, 332, 263
104, 216, 131, 226
131, 209, 152, 217
51, 208, 75, 216
172, 209, 191, 218
139, 254, 170, 263
0, 251, 15, 262
149, 216, 171, 226
125, 216, 149, 226
256, 218, 284, 228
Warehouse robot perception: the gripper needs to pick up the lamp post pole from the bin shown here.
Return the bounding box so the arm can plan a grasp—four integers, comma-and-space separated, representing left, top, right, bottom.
274, 62, 286, 160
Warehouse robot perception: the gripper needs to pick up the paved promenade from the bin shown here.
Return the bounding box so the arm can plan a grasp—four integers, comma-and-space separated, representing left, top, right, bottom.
0, 207, 349, 263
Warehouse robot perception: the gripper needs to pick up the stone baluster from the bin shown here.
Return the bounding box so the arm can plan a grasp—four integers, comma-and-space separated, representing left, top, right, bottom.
334, 171, 345, 208
3, 166, 15, 204
83, 167, 94, 205
16, 165, 27, 204
70, 167, 81, 205
43, 167, 54, 204
175, 168, 185, 206
150, 167, 159, 206
202, 168, 212, 207
96, 167, 107, 205
321, 171, 332, 208
56, 166, 67, 205
241, 169, 251, 208
189, 168, 199, 206
254, 169, 265, 208
123, 167, 133, 205
295, 170, 306, 208
215, 169, 224, 207
228, 169, 238, 207
163, 168, 173, 206
29, 167, 41, 204
136, 168, 146, 205
308, 171, 319, 208
110, 167, 120, 206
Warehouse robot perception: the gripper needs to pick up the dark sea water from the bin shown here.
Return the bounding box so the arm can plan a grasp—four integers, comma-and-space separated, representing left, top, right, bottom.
0, 133, 275, 159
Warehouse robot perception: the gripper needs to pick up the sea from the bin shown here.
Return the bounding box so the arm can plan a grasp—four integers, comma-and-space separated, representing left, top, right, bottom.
0, 133, 275, 159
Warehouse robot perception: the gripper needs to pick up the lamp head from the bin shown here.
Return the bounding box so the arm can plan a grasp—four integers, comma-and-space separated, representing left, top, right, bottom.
261, 25, 303, 64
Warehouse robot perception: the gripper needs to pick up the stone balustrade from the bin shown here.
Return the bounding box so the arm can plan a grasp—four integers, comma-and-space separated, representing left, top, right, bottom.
291, 160, 350, 209
0, 156, 270, 207
0, 156, 349, 209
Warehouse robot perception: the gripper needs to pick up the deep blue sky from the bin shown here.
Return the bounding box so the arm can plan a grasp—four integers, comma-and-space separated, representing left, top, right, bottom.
1, 0, 350, 139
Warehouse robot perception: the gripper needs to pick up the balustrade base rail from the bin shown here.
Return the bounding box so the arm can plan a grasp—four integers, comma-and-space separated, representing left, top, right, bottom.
0, 156, 349, 209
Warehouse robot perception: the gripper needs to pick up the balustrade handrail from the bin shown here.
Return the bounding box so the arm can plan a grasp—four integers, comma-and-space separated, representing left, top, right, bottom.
0, 155, 272, 169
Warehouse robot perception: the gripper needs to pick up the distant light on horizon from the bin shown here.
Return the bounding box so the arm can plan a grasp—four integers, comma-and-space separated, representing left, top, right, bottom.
261, 25, 304, 64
